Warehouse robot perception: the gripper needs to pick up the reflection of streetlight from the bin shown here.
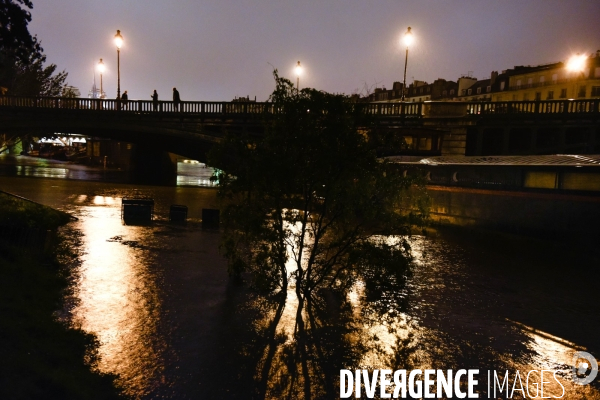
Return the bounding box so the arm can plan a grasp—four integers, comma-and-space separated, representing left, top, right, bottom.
401, 27, 413, 102
97, 58, 105, 98
295, 61, 302, 92
566, 53, 587, 98
114, 30, 123, 100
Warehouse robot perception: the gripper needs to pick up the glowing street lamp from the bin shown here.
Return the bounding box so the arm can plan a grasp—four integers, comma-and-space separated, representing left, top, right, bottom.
97, 58, 105, 98
401, 26, 413, 102
566, 53, 587, 99
295, 61, 302, 92
114, 30, 123, 100
566, 53, 587, 73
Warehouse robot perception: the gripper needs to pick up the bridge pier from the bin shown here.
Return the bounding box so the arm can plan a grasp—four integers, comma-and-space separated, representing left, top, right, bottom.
130, 143, 178, 185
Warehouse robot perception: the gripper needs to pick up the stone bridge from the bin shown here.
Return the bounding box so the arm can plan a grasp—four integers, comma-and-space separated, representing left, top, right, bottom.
1, 96, 599, 163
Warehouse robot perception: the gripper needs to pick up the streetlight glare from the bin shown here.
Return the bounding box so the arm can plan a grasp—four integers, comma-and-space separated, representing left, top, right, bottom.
566, 54, 587, 73
403, 27, 413, 47
114, 30, 124, 49
97, 58, 105, 74
295, 61, 302, 77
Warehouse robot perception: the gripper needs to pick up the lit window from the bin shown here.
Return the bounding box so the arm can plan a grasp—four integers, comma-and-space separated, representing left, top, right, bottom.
516, 79, 522, 88
500, 81, 506, 90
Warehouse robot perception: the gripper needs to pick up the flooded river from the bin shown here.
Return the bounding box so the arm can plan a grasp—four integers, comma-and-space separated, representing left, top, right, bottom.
1, 155, 599, 399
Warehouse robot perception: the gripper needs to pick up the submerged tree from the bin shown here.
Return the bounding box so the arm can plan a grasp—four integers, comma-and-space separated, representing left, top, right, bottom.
211, 70, 427, 301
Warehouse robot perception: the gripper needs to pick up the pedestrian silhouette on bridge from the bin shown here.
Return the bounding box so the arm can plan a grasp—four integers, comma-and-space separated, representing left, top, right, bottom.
173, 87, 181, 111
121, 90, 128, 110
151, 90, 158, 111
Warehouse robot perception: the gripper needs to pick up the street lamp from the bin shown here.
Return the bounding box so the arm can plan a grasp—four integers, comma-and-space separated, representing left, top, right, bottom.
566, 53, 587, 98
566, 53, 587, 73
97, 58, 105, 98
114, 30, 123, 100
295, 61, 302, 92
401, 26, 413, 102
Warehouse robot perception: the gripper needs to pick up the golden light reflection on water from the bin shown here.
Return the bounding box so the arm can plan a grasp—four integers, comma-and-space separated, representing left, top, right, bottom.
256, 231, 600, 399
71, 202, 164, 397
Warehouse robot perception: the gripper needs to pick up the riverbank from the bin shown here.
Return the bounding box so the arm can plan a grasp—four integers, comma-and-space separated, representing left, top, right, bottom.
0, 191, 125, 399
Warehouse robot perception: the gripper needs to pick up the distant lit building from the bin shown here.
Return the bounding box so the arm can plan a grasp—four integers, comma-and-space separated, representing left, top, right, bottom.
359, 50, 600, 104
492, 51, 600, 102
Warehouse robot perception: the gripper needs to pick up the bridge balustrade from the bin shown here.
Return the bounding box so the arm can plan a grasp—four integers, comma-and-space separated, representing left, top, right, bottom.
0, 95, 598, 118
476, 99, 599, 115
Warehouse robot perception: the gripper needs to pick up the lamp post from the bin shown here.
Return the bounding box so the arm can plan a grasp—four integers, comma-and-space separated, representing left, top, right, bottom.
97, 58, 105, 98
114, 30, 123, 100
401, 27, 413, 102
295, 61, 302, 92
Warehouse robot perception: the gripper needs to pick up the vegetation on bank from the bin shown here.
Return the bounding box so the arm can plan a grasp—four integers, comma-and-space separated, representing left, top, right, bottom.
0, 191, 125, 399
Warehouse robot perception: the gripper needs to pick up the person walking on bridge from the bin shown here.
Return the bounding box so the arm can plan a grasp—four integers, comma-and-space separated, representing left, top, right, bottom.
121, 90, 129, 110
173, 87, 181, 111
151, 90, 158, 111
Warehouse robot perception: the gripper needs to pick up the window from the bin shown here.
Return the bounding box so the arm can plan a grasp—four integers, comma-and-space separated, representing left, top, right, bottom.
487, 86, 491, 93
591, 86, 600, 97
516, 79, 522, 88
468, 88, 472, 95
500, 82, 506, 90
535, 92, 541, 101
477, 87, 481, 94
450, 89, 455, 95
427, 87, 431, 93
578, 86, 586, 98
552, 73, 558, 82
540, 76, 545, 84
523, 93, 529, 101
527, 78, 533, 87
462, 89, 467, 96
560, 88, 567, 98
547, 91, 554, 100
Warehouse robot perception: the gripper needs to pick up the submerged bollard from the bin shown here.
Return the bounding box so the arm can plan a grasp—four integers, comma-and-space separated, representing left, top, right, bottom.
121, 198, 154, 222
169, 204, 188, 222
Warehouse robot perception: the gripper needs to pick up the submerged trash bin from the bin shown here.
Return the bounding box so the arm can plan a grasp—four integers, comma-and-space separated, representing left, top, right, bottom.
170, 204, 188, 222
121, 198, 154, 221
202, 208, 220, 229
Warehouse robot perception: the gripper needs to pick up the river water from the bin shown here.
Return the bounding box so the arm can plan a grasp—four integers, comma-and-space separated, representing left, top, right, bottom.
1, 154, 599, 399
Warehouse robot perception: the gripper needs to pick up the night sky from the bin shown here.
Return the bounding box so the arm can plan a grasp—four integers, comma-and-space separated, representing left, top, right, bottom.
29, 0, 600, 101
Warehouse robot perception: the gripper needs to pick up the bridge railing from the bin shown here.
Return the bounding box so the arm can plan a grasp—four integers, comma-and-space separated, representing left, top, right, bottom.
1, 95, 598, 117
468, 99, 600, 115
